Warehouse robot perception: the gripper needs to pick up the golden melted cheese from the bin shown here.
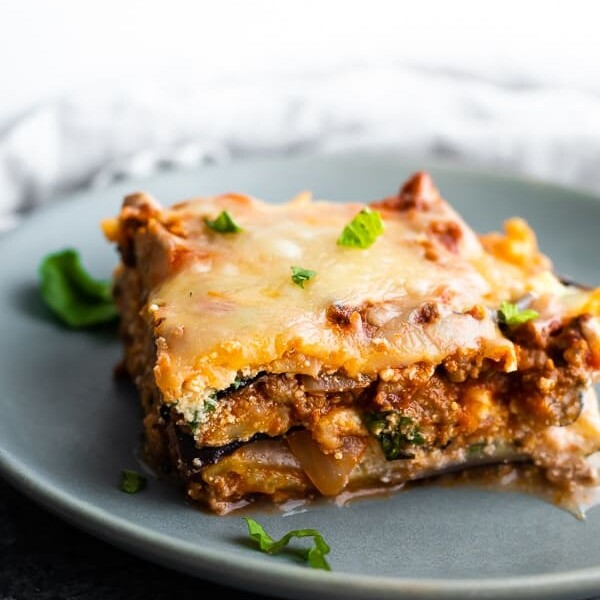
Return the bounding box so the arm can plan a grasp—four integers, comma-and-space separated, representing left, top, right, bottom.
141, 192, 524, 415
103, 178, 600, 421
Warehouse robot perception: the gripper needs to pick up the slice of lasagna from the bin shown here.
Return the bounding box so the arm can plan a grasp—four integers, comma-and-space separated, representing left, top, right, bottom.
102, 172, 600, 514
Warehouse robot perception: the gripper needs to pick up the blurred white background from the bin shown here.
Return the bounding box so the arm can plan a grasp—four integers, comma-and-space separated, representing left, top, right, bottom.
1, 0, 600, 228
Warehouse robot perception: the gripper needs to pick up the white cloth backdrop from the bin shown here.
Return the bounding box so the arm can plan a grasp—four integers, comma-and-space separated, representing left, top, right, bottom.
3, 0, 600, 231
2, 62, 600, 231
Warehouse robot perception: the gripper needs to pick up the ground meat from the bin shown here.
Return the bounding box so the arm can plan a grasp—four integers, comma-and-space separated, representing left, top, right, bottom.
326, 303, 359, 325
325, 302, 378, 337
189, 372, 371, 448
504, 317, 591, 428
371, 171, 437, 212
411, 302, 440, 324
428, 220, 463, 253
374, 373, 462, 447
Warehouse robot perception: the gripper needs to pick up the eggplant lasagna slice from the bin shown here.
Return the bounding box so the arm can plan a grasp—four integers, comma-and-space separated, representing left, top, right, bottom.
103, 172, 600, 514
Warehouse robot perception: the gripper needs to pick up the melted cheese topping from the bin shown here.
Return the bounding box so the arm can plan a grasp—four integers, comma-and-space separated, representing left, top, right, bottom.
145, 193, 521, 413
104, 180, 600, 425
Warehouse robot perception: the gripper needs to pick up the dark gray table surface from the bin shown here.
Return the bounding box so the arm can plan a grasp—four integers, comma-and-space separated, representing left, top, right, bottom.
3, 474, 600, 600
0, 476, 276, 600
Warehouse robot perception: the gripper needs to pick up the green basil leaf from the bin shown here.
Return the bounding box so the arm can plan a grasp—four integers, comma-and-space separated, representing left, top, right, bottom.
205, 211, 243, 233
119, 469, 147, 494
498, 300, 539, 327
337, 207, 384, 249
189, 394, 218, 432
365, 411, 425, 460
38, 249, 118, 327
244, 517, 331, 571
291, 266, 317, 288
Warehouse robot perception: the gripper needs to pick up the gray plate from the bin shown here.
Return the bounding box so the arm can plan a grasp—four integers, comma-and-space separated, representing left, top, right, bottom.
1, 153, 600, 600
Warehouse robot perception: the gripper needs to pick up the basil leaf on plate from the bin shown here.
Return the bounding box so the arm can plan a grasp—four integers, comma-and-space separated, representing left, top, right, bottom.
244, 517, 331, 571
38, 248, 118, 327
119, 469, 147, 494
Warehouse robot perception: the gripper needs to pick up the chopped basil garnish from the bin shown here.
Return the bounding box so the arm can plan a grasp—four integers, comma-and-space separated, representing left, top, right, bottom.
337, 207, 384, 249
204, 210, 243, 233
365, 411, 425, 460
291, 266, 317, 288
215, 373, 266, 399
189, 394, 218, 431
119, 469, 146, 494
204, 396, 218, 412
217, 377, 246, 399
231, 376, 246, 390
467, 442, 487, 456
244, 517, 331, 571
498, 300, 539, 327
38, 248, 118, 328
189, 412, 201, 432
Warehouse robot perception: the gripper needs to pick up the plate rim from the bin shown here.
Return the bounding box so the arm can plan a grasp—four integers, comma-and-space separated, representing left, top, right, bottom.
2, 151, 600, 600
4, 444, 600, 600
3, 150, 600, 244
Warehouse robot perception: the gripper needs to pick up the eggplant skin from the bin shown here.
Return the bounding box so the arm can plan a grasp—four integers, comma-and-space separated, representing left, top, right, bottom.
169, 423, 272, 474
413, 445, 529, 480
558, 276, 593, 291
